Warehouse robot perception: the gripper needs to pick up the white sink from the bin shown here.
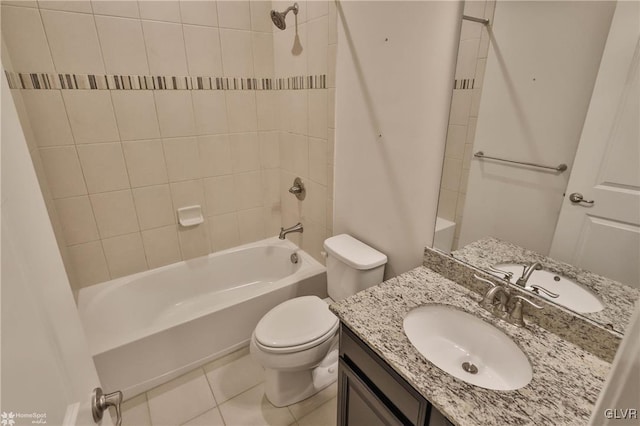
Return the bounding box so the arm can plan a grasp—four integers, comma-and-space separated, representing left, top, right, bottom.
493, 263, 604, 314
403, 305, 532, 391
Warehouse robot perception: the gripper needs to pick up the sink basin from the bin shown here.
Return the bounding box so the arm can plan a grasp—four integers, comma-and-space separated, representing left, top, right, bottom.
492, 263, 604, 314
403, 305, 532, 391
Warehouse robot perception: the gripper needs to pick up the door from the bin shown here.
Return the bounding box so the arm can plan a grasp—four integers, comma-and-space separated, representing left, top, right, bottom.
338, 360, 405, 426
1, 73, 110, 425
550, 1, 640, 288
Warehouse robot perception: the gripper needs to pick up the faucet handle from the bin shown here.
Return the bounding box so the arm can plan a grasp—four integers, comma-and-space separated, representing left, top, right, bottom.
474, 274, 498, 287
512, 295, 543, 309
508, 296, 542, 327
486, 265, 514, 280
526, 285, 559, 299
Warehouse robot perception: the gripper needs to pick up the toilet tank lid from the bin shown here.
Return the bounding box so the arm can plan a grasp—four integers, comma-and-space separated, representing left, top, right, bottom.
323, 234, 387, 270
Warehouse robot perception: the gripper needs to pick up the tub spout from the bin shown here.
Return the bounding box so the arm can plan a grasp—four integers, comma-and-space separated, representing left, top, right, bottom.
279, 223, 303, 239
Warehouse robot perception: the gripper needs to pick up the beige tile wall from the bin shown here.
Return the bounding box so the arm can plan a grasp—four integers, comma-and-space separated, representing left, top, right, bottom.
273, 0, 336, 263
2, 0, 337, 292
437, 0, 495, 250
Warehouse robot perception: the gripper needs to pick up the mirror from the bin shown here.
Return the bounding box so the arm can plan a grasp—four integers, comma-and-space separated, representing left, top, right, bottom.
431, 1, 639, 332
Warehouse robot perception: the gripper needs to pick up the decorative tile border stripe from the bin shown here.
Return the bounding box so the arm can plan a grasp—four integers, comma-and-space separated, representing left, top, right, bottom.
4, 71, 327, 91
454, 78, 475, 90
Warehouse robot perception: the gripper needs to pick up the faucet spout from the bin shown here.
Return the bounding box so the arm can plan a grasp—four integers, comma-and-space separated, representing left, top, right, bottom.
480, 285, 510, 313
279, 222, 303, 239
516, 262, 543, 287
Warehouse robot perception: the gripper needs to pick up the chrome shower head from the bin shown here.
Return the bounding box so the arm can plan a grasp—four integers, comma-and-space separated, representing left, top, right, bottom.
270, 2, 298, 30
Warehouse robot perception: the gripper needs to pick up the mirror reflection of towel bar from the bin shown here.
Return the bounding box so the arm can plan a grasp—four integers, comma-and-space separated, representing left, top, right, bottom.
463, 15, 490, 25
474, 151, 568, 172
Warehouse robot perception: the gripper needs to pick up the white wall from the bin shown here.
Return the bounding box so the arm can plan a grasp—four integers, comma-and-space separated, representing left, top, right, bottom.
1, 72, 102, 424
334, 1, 462, 278
459, 1, 615, 254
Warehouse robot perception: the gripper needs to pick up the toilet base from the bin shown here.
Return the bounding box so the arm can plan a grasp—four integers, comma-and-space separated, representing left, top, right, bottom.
264, 346, 339, 407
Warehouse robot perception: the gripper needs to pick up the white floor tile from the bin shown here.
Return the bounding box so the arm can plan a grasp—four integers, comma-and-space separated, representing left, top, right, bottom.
218, 384, 296, 426
147, 369, 216, 426
287, 382, 338, 421
114, 393, 151, 426
297, 398, 337, 426
180, 408, 225, 426
205, 353, 265, 404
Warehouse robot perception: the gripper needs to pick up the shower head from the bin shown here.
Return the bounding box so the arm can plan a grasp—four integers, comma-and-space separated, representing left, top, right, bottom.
270, 2, 298, 30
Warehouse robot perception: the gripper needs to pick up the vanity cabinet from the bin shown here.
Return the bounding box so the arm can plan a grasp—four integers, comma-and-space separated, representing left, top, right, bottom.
338, 324, 454, 426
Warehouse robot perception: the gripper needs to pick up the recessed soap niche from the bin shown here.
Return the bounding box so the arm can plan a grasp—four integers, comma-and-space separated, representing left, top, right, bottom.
177, 205, 204, 227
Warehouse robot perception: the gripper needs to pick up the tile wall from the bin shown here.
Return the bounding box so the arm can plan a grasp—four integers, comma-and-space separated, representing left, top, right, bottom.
2, 0, 337, 291
273, 0, 336, 262
437, 0, 495, 250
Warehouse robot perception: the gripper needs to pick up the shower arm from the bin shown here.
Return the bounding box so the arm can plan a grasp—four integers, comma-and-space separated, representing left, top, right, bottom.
283, 4, 298, 16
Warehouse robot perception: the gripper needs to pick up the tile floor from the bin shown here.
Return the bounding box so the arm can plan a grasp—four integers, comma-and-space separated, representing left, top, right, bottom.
116, 347, 338, 426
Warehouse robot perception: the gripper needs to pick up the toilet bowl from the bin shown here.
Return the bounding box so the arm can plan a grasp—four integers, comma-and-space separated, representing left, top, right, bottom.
250, 234, 387, 407
250, 295, 339, 407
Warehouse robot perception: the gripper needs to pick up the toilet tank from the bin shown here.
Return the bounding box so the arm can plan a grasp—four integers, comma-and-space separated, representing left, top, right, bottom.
323, 234, 388, 301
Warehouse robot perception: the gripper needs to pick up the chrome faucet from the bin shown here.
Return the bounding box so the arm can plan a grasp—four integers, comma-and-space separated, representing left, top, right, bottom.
476, 275, 510, 313
279, 222, 303, 239
516, 262, 543, 287
475, 275, 543, 328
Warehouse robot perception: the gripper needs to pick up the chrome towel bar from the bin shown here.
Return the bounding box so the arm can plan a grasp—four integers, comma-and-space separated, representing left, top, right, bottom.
462, 15, 490, 25
474, 151, 568, 172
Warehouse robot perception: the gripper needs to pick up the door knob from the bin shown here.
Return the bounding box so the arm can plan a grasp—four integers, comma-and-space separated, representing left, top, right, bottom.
92, 387, 123, 426
569, 192, 595, 205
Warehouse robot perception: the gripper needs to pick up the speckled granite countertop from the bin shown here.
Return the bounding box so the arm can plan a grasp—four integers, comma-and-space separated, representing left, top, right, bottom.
452, 237, 639, 334
330, 267, 611, 426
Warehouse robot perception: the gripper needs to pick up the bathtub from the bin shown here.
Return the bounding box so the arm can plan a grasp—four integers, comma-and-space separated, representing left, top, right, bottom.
77, 237, 327, 398
433, 217, 456, 253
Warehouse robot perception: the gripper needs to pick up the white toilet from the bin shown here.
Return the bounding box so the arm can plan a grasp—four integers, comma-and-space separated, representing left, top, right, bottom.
250, 234, 387, 407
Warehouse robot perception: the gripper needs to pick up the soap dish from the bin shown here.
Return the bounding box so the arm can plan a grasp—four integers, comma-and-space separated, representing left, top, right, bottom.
177, 205, 204, 227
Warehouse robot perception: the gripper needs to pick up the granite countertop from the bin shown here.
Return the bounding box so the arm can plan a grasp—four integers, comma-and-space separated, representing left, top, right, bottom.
452, 237, 639, 334
330, 267, 611, 426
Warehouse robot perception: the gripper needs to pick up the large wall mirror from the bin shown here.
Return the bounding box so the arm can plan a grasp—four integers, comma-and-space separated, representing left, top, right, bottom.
431, 0, 639, 332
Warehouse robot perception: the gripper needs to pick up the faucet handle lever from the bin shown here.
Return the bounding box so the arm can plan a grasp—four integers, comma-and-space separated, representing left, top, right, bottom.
473, 274, 498, 288
512, 295, 543, 309
486, 265, 514, 280
526, 285, 559, 299
288, 177, 306, 200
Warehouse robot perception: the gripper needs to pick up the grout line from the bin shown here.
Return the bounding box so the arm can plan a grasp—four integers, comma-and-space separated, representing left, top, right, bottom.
201, 366, 219, 408
142, 392, 153, 426
295, 396, 338, 425
216, 380, 265, 410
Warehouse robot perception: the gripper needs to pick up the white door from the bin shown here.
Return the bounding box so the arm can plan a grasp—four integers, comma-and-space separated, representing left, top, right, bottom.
550, 1, 640, 288
1, 74, 113, 425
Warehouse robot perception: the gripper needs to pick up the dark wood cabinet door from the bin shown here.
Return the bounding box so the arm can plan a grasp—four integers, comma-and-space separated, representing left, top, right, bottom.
338, 359, 404, 426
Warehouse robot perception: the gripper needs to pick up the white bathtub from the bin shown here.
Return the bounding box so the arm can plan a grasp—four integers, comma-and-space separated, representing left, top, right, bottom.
77, 237, 327, 398
434, 217, 456, 253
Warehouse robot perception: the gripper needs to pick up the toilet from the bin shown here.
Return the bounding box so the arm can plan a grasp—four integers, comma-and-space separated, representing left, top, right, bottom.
250, 234, 387, 407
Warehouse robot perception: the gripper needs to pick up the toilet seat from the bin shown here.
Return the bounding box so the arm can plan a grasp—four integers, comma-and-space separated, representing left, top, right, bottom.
254, 322, 339, 354
254, 296, 338, 354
